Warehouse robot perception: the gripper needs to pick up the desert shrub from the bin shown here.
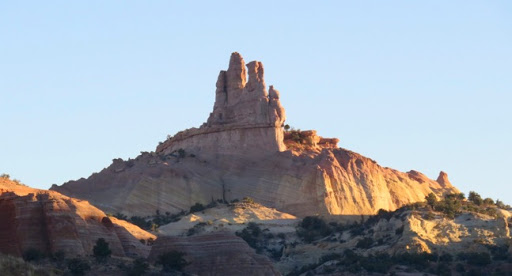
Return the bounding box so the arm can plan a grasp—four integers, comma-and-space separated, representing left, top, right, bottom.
296, 216, 332, 243
488, 244, 510, 261
93, 238, 111, 262
455, 262, 465, 272
147, 238, 155, 246
336, 250, 392, 274
496, 200, 507, 209
365, 209, 393, 226
356, 237, 374, 249
129, 216, 151, 230
51, 250, 66, 263
236, 222, 262, 250
189, 203, 205, 213
157, 251, 188, 272
439, 253, 453, 262
395, 225, 404, 235
22, 248, 45, 262
434, 195, 463, 219
127, 258, 149, 276
152, 210, 185, 227
458, 252, 491, 266
468, 191, 483, 206
0, 173, 10, 179
436, 263, 452, 276
360, 253, 393, 273
425, 193, 437, 209
67, 258, 91, 276
483, 198, 495, 205
424, 212, 436, 220
177, 148, 186, 158
242, 197, 255, 204
289, 130, 303, 143
286, 263, 319, 276
187, 222, 207, 236
349, 224, 365, 236
393, 252, 436, 270
445, 193, 465, 201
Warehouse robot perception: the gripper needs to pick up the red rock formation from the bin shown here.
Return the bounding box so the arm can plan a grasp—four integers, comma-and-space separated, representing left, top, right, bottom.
157, 52, 287, 157
51, 53, 459, 218
0, 178, 155, 258
148, 232, 279, 276
436, 171, 452, 188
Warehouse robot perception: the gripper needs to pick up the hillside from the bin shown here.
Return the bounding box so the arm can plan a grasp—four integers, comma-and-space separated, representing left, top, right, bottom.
153, 193, 511, 275
51, 52, 459, 218
0, 176, 155, 259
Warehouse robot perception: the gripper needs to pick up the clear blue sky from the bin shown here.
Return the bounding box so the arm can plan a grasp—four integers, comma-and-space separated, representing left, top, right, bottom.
1, 1, 511, 204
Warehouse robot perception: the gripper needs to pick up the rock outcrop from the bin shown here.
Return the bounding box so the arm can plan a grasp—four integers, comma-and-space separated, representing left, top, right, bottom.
0, 178, 155, 259
158, 201, 298, 236
157, 52, 287, 157
51, 52, 459, 218
436, 171, 451, 187
148, 232, 280, 276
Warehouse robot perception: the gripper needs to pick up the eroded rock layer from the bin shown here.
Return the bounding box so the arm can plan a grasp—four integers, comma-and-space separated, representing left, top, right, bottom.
148, 232, 280, 276
0, 178, 155, 258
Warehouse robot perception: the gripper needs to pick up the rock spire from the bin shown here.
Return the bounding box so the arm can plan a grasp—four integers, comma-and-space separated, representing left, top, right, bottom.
156, 52, 287, 156
207, 52, 286, 127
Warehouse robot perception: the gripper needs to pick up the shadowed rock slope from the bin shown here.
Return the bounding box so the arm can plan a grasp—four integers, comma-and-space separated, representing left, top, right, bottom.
0, 178, 155, 259
51, 52, 459, 217
148, 232, 280, 276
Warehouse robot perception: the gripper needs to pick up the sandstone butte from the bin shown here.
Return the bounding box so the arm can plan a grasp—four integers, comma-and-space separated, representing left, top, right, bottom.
51, 52, 459, 218
0, 177, 155, 259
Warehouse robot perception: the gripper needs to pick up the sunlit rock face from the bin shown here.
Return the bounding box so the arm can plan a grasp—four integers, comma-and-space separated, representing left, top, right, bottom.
0, 178, 155, 258
156, 52, 287, 157
51, 52, 459, 218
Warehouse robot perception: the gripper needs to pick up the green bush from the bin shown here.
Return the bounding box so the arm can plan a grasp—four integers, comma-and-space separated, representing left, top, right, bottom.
93, 238, 112, 262
360, 253, 393, 273
425, 193, 437, 209
189, 203, 205, 213
483, 198, 495, 205
22, 248, 45, 262
242, 197, 255, 204
51, 250, 66, 263
439, 253, 453, 262
127, 258, 149, 276
356, 237, 374, 249
236, 222, 262, 250
67, 258, 91, 276
129, 216, 151, 230
296, 216, 332, 243
457, 252, 491, 266
468, 191, 483, 206
392, 252, 436, 270
157, 251, 188, 272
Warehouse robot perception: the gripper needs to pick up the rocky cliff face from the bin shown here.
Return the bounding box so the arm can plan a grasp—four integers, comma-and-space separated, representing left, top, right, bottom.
51, 52, 459, 218
148, 232, 280, 276
157, 52, 286, 157
0, 178, 155, 259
